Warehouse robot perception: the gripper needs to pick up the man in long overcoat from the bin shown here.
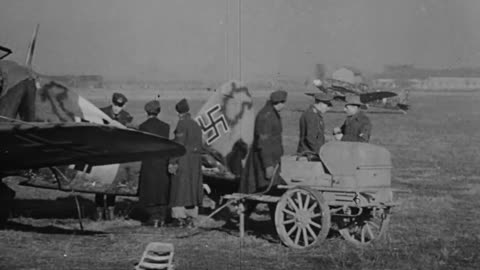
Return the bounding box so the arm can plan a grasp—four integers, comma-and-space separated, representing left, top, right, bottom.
96, 92, 133, 220
168, 98, 203, 227
239, 90, 287, 194
334, 95, 372, 142
297, 92, 333, 159
138, 100, 170, 227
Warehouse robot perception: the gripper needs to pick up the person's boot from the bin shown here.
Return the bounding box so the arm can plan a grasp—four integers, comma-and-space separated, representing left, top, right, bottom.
96, 207, 104, 221
170, 218, 186, 227
107, 206, 115, 220
185, 217, 195, 229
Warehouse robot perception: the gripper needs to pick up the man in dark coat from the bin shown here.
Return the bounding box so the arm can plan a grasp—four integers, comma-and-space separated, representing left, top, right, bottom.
334, 95, 372, 142
297, 92, 333, 159
95, 92, 133, 220
138, 100, 170, 227
168, 98, 203, 227
0, 181, 15, 228
239, 89, 287, 194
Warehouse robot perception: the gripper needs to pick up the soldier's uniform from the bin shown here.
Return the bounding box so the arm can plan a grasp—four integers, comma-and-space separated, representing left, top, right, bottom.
297, 93, 332, 156
339, 96, 371, 142
169, 99, 204, 227
95, 92, 132, 220
239, 90, 287, 194
101, 105, 133, 125
100, 93, 133, 126
138, 100, 170, 227
0, 181, 15, 228
340, 111, 371, 142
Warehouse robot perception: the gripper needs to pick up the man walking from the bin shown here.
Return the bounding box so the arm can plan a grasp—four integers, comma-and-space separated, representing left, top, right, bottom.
138, 100, 170, 227
239, 89, 287, 194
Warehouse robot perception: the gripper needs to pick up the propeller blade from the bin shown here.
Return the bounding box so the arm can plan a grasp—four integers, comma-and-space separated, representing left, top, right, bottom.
25, 24, 39, 68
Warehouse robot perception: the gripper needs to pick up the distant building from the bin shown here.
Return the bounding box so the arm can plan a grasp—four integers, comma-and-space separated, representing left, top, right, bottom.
373, 66, 480, 90
46, 75, 103, 88
414, 77, 480, 90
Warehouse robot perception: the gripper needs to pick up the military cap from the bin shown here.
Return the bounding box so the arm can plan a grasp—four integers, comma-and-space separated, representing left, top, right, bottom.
270, 90, 288, 103
144, 100, 161, 114
345, 95, 365, 107
313, 92, 333, 106
112, 92, 128, 106
175, 98, 190, 114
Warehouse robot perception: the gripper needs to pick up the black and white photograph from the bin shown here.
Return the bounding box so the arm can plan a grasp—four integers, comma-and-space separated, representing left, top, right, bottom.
0, 0, 479, 269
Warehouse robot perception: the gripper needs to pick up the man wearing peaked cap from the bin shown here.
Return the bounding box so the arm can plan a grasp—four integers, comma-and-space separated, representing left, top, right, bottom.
138, 99, 170, 227
313, 92, 333, 106
169, 98, 203, 228
112, 92, 128, 106
345, 95, 367, 109
334, 95, 372, 142
297, 92, 333, 159
96, 92, 133, 221
101, 92, 133, 126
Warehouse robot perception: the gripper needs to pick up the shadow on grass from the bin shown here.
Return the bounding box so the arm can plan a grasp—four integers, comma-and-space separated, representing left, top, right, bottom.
3, 220, 105, 236
11, 196, 137, 220
211, 220, 344, 248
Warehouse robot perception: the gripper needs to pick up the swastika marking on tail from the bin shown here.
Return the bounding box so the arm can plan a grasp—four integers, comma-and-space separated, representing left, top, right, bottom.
196, 104, 229, 145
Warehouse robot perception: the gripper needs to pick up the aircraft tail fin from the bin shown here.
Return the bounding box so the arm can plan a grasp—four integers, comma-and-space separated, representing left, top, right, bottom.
195, 80, 254, 176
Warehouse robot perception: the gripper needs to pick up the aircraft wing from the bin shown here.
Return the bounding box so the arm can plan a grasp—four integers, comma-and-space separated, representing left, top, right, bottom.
359, 91, 397, 103
324, 78, 359, 94
0, 122, 185, 171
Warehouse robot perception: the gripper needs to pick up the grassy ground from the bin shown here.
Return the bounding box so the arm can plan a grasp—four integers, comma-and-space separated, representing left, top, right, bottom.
1, 89, 480, 269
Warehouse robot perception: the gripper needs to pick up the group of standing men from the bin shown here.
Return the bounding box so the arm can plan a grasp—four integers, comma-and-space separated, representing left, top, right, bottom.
96, 93, 203, 228
240, 89, 372, 194
98, 87, 372, 226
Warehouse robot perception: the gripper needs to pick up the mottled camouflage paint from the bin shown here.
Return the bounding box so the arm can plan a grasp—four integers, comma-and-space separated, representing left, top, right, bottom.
22, 79, 255, 196
196, 80, 254, 159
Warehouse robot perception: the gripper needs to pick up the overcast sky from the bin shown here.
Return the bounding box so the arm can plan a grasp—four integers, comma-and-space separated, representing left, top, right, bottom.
2, 0, 480, 81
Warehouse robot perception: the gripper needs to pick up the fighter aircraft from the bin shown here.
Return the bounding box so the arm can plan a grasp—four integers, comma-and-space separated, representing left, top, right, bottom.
1, 26, 254, 201
0, 35, 189, 226
307, 65, 409, 113
0, 121, 186, 171
0, 30, 184, 175
19, 80, 254, 197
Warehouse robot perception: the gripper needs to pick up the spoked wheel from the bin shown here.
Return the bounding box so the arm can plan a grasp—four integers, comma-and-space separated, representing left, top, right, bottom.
339, 206, 391, 246
274, 187, 331, 249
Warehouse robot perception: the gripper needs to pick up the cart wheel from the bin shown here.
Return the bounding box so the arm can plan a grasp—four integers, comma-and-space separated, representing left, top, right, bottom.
339, 206, 391, 246
274, 187, 331, 249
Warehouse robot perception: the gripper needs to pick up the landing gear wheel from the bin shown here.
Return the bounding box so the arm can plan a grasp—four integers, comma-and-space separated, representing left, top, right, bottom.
274, 187, 330, 249
339, 206, 390, 246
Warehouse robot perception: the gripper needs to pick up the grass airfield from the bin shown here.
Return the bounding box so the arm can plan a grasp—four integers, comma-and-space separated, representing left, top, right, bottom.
1, 88, 480, 269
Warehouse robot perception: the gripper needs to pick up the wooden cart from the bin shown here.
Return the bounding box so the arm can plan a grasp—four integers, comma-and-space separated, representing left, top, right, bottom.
223, 141, 398, 249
